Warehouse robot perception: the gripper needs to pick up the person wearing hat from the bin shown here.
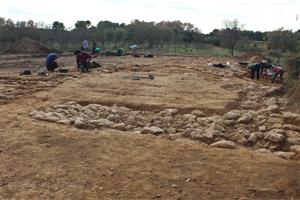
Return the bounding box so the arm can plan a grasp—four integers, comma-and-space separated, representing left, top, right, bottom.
45, 53, 61, 72
92, 48, 102, 58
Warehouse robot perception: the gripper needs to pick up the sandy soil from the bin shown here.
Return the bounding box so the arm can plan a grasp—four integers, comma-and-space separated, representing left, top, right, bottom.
0, 54, 299, 200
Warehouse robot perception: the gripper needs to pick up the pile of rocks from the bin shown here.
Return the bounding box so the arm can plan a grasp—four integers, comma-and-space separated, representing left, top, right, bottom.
29, 83, 300, 160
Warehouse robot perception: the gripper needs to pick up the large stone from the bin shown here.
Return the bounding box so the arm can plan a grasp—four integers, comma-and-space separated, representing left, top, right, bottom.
159, 109, 178, 117
255, 148, 272, 154
107, 114, 121, 123
84, 104, 101, 112
113, 123, 127, 131
221, 119, 236, 126
223, 110, 241, 120
241, 100, 257, 109
266, 105, 280, 113
74, 118, 87, 129
259, 126, 267, 132
31, 111, 61, 123
264, 131, 286, 143
183, 114, 197, 123
287, 137, 300, 145
168, 133, 186, 141
197, 117, 210, 126
126, 116, 143, 127
191, 110, 206, 117
82, 108, 95, 117
283, 112, 300, 125
282, 124, 300, 132
53, 104, 69, 109
237, 113, 253, 124
210, 122, 225, 132
264, 97, 277, 107
274, 151, 295, 160
116, 106, 131, 115
248, 132, 264, 143
90, 119, 114, 128
210, 140, 237, 149
142, 126, 165, 135
290, 145, 300, 154
57, 119, 71, 125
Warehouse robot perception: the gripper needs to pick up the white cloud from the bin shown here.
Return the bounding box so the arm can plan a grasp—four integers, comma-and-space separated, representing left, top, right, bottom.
0, 0, 299, 32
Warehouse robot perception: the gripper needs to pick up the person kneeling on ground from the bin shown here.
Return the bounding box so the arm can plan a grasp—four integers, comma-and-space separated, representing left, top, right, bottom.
271, 66, 284, 83
248, 63, 262, 80
129, 44, 138, 56
45, 53, 60, 72
74, 50, 92, 73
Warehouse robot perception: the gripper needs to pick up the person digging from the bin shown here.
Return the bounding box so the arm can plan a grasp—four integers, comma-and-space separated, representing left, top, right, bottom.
248, 63, 262, 80
74, 50, 92, 73
45, 53, 61, 72
271, 65, 284, 83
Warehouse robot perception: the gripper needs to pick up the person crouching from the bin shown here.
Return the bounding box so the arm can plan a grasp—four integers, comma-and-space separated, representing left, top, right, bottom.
248, 63, 262, 80
271, 66, 284, 83
46, 53, 60, 72
74, 50, 92, 73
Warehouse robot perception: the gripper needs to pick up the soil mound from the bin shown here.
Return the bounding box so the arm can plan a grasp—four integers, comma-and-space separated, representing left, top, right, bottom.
237, 53, 265, 64
249, 54, 265, 63
6, 38, 55, 54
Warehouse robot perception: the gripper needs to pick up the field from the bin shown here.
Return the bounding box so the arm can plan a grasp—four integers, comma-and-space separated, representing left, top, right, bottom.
0, 54, 299, 200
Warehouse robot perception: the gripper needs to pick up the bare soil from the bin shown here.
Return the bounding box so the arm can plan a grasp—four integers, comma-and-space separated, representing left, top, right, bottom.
0, 54, 299, 200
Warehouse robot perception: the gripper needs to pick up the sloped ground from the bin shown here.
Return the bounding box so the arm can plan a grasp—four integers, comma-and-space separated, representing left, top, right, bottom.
0, 55, 299, 200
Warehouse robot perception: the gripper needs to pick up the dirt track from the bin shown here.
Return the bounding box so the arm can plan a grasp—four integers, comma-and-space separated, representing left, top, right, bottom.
0, 55, 299, 200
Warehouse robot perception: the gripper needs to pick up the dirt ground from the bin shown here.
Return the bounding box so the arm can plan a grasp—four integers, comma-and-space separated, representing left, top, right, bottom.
0, 54, 299, 200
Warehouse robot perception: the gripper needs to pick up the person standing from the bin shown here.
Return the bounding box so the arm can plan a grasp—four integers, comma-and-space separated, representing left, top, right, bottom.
82, 40, 89, 51
92, 40, 97, 54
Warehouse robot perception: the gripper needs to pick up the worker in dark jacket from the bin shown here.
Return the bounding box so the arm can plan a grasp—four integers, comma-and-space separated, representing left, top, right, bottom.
74, 50, 92, 73
45, 53, 60, 71
248, 63, 262, 80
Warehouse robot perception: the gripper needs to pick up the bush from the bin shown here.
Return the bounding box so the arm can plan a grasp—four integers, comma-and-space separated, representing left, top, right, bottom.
286, 54, 300, 81
286, 54, 300, 100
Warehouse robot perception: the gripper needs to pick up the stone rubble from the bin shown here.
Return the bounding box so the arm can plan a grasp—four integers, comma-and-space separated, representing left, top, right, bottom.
29, 83, 300, 160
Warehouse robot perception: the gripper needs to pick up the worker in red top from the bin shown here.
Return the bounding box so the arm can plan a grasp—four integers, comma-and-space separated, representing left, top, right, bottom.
271, 66, 284, 83
74, 50, 92, 73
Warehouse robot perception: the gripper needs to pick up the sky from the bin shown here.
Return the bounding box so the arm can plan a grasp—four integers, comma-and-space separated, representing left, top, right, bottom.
0, 0, 299, 33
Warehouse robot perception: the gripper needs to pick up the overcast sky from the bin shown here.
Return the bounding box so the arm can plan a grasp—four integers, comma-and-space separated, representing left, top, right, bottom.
0, 0, 299, 33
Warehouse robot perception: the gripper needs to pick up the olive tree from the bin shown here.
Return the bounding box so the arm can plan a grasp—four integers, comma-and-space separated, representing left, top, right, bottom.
218, 19, 244, 56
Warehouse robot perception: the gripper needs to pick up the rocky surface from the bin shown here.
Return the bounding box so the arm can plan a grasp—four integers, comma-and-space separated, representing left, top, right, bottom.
29, 83, 300, 160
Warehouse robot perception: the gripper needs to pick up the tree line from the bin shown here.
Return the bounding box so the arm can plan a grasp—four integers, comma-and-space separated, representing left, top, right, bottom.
0, 17, 299, 56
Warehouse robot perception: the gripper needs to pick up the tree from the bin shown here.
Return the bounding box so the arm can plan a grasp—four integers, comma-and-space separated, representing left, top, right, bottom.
26, 20, 36, 28
267, 29, 299, 65
5, 18, 14, 27
15, 21, 26, 29
97, 21, 120, 30
52, 21, 65, 30
75, 20, 91, 29
114, 28, 126, 46
36, 21, 46, 29
218, 19, 244, 56
0, 17, 5, 27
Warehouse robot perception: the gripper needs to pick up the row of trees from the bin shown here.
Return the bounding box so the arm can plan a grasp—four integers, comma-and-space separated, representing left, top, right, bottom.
0, 17, 299, 56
